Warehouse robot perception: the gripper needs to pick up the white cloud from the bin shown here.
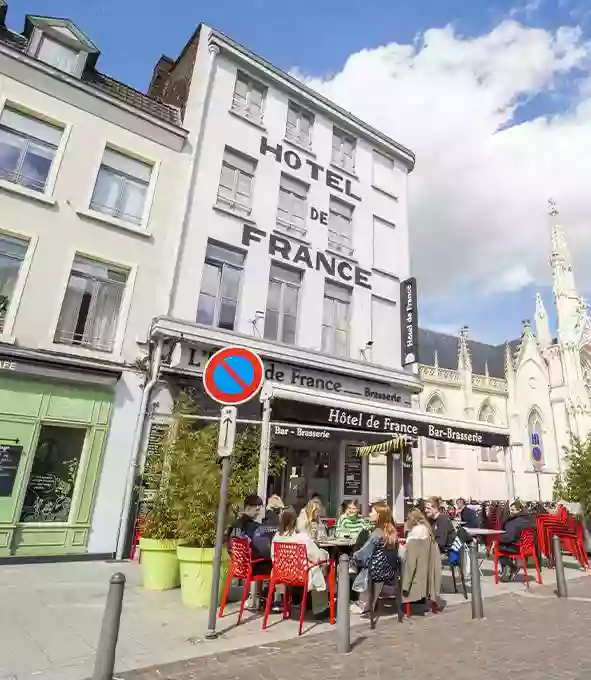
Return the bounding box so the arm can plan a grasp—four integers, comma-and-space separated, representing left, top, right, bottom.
295, 20, 591, 302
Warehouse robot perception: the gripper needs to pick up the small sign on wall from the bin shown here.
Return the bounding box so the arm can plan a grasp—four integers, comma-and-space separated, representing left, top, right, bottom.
400, 277, 419, 366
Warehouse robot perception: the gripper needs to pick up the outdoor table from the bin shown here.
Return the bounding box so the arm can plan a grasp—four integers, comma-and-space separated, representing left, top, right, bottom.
463, 528, 505, 576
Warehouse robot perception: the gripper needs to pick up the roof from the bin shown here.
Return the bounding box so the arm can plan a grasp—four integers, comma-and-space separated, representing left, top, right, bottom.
418, 328, 520, 379
0, 22, 182, 126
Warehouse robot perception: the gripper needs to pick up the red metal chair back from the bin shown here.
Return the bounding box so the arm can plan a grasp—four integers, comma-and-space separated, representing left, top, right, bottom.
229, 538, 253, 580
272, 541, 309, 587
556, 504, 568, 522
519, 528, 536, 556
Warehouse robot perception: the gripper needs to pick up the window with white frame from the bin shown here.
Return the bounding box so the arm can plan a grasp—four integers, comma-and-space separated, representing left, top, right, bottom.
285, 102, 313, 148
277, 174, 308, 234
424, 396, 447, 459
0, 233, 28, 332
528, 409, 544, 464
90, 148, 153, 225
232, 71, 266, 123
328, 197, 354, 254
322, 281, 351, 357
479, 403, 499, 462
372, 150, 395, 194
331, 127, 356, 173
196, 243, 245, 331
54, 256, 128, 352
371, 296, 397, 367
0, 106, 63, 192
264, 264, 301, 344
217, 147, 256, 215
36, 34, 80, 74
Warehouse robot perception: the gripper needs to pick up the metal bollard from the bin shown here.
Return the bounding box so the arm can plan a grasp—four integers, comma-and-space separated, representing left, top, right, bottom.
92, 573, 126, 680
551, 534, 568, 598
469, 541, 484, 620
336, 553, 351, 654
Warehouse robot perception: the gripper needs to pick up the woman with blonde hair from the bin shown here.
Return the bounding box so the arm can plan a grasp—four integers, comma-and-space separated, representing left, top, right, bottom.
296, 498, 326, 539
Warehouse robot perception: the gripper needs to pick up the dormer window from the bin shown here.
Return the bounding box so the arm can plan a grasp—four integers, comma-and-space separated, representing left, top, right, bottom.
36, 34, 80, 74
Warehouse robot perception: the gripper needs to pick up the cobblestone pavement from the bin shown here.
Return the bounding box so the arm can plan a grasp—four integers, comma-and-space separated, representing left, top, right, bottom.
121, 576, 591, 680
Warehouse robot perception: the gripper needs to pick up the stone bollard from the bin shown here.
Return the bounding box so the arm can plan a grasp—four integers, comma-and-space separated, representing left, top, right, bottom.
551, 534, 568, 598
336, 553, 351, 653
92, 573, 126, 680
469, 541, 484, 619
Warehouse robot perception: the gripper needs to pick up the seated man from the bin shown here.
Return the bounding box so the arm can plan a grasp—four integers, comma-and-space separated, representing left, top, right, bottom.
498, 500, 535, 582
227, 494, 271, 576
425, 497, 455, 553
456, 498, 480, 529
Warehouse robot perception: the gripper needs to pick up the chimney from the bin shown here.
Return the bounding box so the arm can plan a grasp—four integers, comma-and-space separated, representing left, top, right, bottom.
0, 1, 8, 27
148, 55, 174, 99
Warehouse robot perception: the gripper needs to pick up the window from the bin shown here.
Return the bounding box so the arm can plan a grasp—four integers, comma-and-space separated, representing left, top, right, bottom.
217, 148, 256, 215
90, 148, 152, 225
425, 396, 447, 459
197, 243, 245, 330
264, 264, 301, 344
372, 216, 397, 274
0, 106, 62, 192
479, 404, 499, 463
55, 256, 128, 352
328, 197, 354, 253
372, 150, 395, 194
232, 71, 266, 122
331, 128, 356, 173
528, 410, 544, 465
0, 234, 28, 332
286, 102, 313, 148
277, 174, 307, 234
371, 296, 398, 367
36, 35, 79, 74
322, 281, 351, 357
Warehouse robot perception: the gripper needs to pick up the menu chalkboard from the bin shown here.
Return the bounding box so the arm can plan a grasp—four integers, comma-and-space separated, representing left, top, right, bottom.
0, 445, 23, 497
343, 446, 363, 497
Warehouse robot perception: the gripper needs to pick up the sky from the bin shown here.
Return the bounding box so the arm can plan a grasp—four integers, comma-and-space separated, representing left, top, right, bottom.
8, 0, 591, 345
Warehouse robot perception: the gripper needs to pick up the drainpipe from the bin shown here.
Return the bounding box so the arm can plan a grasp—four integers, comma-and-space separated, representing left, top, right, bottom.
257, 396, 272, 505
115, 337, 164, 560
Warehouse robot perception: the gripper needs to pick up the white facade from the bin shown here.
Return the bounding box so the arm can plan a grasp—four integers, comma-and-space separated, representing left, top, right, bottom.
414, 202, 591, 503
0, 10, 190, 555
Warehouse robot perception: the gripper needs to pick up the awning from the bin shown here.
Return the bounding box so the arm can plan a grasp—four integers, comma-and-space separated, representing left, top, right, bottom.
356, 437, 410, 456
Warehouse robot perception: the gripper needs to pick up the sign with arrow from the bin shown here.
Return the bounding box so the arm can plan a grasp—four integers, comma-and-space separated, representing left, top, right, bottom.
217, 406, 237, 458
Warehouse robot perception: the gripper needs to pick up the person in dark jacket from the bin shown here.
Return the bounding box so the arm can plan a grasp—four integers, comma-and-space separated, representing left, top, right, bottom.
227, 494, 272, 577
498, 500, 535, 581
252, 495, 284, 558
456, 498, 480, 529
425, 497, 455, 552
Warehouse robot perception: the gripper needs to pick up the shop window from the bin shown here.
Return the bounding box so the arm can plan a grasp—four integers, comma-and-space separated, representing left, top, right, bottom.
424, 396, 447, 459
528, 409, 544, 464
19, 424, 87, 523
277, 173, 308, 235
285, 102, 314, 148
372, 150, 395, 194
90, 148, 153, 226
321, 281, 351, 357
55, 255, 128, 352
197, 242, 245, 330
479, 403, 498, 462
0, 233, 28, 333
331, 127, 356, 173
231, 71, 266, 123
217, 147, 256, 215
0, 105, 63, 192
328, 197, 354, 255
264, 263, 301, 344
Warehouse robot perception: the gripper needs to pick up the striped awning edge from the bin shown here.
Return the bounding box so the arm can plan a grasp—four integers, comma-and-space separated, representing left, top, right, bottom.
356, 436, 411, 456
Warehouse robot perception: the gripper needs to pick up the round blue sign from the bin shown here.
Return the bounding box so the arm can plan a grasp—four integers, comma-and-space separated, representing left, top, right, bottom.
532, 446, 542, 462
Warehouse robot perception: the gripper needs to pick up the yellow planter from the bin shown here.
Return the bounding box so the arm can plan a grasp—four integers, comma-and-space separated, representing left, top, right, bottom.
139, 538, 181, 590
177, 545, 230, 608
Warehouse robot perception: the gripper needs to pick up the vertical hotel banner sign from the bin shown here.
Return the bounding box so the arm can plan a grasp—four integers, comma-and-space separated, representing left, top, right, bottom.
400, 277, 419, 366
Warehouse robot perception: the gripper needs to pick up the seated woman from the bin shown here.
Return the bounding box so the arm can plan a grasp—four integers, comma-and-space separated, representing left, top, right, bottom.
296, 499, 327, 539
272, 506, 331, 620
335, 500, 366, 538
399, 508, 432, 560
350, 501, 399, 615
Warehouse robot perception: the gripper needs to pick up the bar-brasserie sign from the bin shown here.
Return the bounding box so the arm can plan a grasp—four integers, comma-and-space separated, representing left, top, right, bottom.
271, 400, 510, 448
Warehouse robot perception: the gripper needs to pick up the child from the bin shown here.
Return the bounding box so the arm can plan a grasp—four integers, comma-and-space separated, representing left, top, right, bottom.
335, 500, 366, 538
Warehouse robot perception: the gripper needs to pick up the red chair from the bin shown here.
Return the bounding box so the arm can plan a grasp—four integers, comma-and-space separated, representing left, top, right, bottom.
262, 542, 335, 636
130, 514, 146, 561
493, 528, 542, 585
485, 506, 501, 557
537, 513, 588, 570
218, 538, 271, 625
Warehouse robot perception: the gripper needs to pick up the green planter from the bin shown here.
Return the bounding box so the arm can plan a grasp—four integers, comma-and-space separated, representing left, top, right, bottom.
177, 545, 230, 608
139, 538, 181, 590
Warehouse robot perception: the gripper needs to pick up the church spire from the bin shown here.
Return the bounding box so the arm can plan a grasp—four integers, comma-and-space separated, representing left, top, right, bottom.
535, 292, 552, 345
457, 325, 472, 372
549, 198, 578, 298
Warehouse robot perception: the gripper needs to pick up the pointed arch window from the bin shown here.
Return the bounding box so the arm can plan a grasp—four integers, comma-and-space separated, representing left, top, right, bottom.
528, 409, 544, 465
424, 396, 447, 460
479, 403, 498, 463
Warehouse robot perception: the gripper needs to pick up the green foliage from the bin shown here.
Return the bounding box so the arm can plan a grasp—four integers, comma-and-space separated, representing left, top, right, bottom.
141, 393, 285, 546
553, 436, 591, 515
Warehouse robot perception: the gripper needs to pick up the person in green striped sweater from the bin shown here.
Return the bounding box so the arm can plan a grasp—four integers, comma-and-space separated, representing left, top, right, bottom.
335, 500, 367, 537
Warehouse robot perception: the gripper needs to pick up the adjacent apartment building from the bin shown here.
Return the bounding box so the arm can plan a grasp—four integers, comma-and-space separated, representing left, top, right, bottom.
0, 3, 190, 557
